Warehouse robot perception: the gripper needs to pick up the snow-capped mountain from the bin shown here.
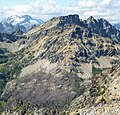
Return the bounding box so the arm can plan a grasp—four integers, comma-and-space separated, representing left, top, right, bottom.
0, 15, 44, 34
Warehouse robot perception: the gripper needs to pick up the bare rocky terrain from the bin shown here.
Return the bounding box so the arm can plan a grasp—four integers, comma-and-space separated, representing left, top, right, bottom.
0, 14, 119, 115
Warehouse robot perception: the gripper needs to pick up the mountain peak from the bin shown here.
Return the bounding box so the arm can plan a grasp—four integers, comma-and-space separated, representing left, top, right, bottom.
87, 16, 94, 20
5, 15, 43, 25
59, 14, 79, 20
8, 15, 32, 20
27, 14, 120, 42
58, 14, 81, 26
20, 15, 32, 18
0, 15, 44, 34
87, 16, 97, 23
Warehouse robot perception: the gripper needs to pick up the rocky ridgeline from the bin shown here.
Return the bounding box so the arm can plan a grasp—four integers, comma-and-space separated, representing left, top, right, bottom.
51, 15, 120, 42
0, 33, 25, 42
58, 14, 82, 26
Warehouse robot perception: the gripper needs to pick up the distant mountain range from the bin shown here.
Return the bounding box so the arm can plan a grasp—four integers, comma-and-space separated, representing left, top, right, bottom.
0, 14, 120, 36
0, 15, 44, 34
114, 23, 120, 30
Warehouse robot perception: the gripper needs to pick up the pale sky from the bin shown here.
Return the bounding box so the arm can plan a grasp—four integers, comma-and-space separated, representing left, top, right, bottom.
0, 0, 120, 23
0, 0, 79, 7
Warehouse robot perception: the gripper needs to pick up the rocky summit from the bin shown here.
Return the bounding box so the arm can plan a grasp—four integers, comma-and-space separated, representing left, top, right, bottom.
0, 14, 120, 115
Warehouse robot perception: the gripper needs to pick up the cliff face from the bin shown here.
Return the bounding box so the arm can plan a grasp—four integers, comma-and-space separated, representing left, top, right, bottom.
0, 14, 120, 115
